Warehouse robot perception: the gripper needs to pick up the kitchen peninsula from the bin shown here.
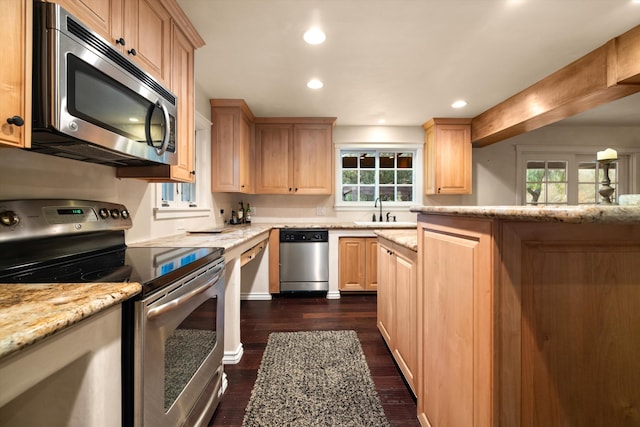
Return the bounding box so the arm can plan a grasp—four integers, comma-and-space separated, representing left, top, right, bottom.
412, 205, 640, 427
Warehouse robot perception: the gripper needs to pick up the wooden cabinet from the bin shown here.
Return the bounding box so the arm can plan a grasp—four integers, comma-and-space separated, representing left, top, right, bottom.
423, 118, 472, 195
0, 0, 31, 149
116, 10, 204, 182
377, 237, 418, 394
417, 214, 494, 427
254, 118, 335, 195
338, 237, 377, 291
211, 100, 255, 193
57, 0, 171, 86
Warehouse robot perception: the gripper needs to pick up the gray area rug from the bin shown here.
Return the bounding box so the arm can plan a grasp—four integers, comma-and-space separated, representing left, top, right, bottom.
242, 330, 390, 427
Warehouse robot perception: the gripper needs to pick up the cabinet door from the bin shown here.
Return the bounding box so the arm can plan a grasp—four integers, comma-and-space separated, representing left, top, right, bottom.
292, 124, 333, 194
418, 215, 493, 427
0, 0, 31, 148
377, 240, 395, 346
365, 238, 378, 290
338, 238, 366, 291
56, 0, 123, 45
168, 24, 194, 182
393, 244, 417, 394
255, 124, 293, 194
424, 118, 472, 195
123, 0, 171, 86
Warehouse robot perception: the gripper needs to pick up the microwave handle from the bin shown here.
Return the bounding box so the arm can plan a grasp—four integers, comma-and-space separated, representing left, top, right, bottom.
145, 101, 171, 156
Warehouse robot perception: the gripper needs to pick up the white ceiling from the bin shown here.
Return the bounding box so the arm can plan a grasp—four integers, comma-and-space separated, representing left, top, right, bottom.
177, 0, 640, 127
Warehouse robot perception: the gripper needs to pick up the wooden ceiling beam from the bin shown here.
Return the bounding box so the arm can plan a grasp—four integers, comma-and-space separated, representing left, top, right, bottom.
471, 25, 640, 148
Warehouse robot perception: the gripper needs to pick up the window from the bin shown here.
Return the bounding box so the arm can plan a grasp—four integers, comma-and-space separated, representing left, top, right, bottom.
336, 146, 421, 208
517, 146, 629, 205
154, 112, 211, 219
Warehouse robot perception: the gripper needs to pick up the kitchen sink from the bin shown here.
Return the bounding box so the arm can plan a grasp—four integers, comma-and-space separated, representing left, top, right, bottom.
353, 221, 417, 227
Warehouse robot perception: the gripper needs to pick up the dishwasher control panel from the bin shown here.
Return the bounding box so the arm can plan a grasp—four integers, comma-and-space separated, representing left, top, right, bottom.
280, 229, 329, 242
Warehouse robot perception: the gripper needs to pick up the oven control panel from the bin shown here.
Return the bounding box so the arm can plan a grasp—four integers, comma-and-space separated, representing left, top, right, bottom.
0, 199, 132, 242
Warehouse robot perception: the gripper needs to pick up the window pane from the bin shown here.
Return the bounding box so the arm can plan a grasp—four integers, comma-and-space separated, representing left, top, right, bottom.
379, 186, 394, 201
379, 152, 395, 169
341, 153, 358, 169
360, 153, 375, 168
360, 170, 375, 184
547, 162, 567, 182
397, 153, 413, 169
342, 186, 357, 201
359, 186, 375, 201
342, 170, 357, 185
162, 183, 175, 202
397, 170, 413, 184
398, 186, 413, 202
547, 183, 567, 203
578, 183, 596, 204
379, 170, 394, 185
578, 162, 596, 182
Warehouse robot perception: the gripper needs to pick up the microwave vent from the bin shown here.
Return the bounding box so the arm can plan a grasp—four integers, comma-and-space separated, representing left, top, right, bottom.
29, 139, 159, 167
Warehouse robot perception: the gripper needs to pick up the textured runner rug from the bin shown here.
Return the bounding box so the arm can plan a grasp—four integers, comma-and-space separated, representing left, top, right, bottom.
242, 330, 390, 427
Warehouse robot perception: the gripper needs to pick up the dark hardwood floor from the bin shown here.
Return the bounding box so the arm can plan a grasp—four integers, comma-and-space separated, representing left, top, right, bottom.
207, 293, 419, 427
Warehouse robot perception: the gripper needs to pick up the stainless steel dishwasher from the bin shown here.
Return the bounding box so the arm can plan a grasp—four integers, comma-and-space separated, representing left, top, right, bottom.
280, 229, 329, 292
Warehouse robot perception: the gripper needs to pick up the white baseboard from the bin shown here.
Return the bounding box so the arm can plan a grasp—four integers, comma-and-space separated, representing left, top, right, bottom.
241, 292, 273, 300
223, 343, 244, 364
326, 290, 341, 299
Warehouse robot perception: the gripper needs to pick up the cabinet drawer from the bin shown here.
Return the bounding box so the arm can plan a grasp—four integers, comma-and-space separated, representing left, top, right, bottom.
240, 238, 267, 267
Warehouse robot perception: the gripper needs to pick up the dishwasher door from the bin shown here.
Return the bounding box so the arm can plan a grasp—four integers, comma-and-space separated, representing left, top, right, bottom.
279, 229, 329, 292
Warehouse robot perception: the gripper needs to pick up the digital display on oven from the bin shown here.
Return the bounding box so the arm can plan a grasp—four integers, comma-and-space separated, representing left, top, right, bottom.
58, 208, 84, 215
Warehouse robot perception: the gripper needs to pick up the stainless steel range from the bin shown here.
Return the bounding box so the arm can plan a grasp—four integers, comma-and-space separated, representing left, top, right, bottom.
0, 199, 225, 427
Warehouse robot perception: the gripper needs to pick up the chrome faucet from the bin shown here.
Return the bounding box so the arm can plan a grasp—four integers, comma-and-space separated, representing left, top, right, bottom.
374, 198, 383, 222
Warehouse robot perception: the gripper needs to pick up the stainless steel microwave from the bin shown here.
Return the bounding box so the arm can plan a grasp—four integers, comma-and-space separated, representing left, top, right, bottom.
31, 2, 177, 167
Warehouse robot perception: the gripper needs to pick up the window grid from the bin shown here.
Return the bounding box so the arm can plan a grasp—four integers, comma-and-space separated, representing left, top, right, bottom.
525, 160, 568, 205
340, 150, 414, 204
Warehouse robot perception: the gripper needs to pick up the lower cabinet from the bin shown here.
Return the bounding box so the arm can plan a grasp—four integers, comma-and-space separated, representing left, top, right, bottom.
377, 237, 417, 394
338, 237, 377, 291
418, 214, 494, 427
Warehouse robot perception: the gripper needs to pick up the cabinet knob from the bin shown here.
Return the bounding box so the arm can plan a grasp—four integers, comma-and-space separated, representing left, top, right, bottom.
127, 48, 137, 56
295, 188, 298, 192
6, 116, 24, 127
190, 170, 196, 175
289, 187, 292, 192
115, 37, 126, 46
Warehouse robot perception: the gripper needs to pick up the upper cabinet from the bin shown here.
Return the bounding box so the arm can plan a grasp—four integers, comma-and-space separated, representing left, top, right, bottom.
211, 100, 255, 193
57, 0, 171, 87
0, 0, 32, 149
254, 118, 336, 195
423, 118, 472, 195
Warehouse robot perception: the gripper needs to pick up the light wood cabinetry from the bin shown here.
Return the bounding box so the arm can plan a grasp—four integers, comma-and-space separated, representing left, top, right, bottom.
57, 0, 171, 86
417, 212, 640, 427
338, 237, 377, 291
211, 100, 255, 193
377, 237, 417, 394
417, 214, 494, 427
116, 21, 199, 182
0, 0, 31, 149
254, 118, 335, 195
423, 118, 472, 195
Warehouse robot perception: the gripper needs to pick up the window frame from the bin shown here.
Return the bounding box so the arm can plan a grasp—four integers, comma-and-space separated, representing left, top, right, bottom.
334, 143, 423, 210
154, 111, 211, 220
516, 145, 633, 205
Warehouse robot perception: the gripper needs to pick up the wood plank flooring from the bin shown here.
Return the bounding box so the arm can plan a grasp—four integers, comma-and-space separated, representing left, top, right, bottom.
207, 294, 420, 426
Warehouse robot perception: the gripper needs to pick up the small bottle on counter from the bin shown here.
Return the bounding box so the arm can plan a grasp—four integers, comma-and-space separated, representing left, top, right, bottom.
245, 203, 252, 224
231, 210, 237, 225
237, 201, 244, 223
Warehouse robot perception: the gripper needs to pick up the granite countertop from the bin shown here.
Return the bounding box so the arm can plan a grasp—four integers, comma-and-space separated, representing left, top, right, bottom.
410, 205, 640, 224
374, 229, 418, 252
0, 282, 141, 360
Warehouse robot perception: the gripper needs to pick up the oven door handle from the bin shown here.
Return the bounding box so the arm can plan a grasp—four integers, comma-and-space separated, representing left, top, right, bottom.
146, 269, 223, 320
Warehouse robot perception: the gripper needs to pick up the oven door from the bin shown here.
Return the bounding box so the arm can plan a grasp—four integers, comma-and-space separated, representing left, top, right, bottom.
133, 258, 225, 427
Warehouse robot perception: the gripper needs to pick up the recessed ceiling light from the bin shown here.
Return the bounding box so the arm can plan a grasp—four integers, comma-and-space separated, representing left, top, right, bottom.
128, 117, 139, 122
377, 119, 386, 125
303, 28, 326, 45
451, 100, 468, 109
307, 79, 324, 89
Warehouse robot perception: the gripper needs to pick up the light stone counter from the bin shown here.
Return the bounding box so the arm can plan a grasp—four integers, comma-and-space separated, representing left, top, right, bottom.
0, 282, 141, 360
410, 205, 640, 224
374, 229, 418, 252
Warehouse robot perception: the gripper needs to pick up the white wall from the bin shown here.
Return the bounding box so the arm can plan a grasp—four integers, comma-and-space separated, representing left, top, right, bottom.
3, 121, 640, 243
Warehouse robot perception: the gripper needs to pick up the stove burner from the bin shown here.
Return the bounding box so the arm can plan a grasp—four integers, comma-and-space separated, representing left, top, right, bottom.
81, 265, 133, 282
